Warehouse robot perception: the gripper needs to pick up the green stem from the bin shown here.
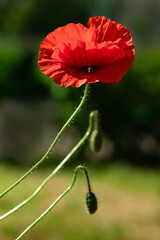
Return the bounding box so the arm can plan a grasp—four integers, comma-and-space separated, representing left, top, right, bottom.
93, 110, 99, 130
16, 166, 92, 240
0, 110, 96, 221
0, 83, 89, 199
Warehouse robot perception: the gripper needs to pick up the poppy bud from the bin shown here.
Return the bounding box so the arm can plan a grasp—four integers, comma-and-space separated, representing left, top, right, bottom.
89, 129, 102, 152
86, 191, 97, 214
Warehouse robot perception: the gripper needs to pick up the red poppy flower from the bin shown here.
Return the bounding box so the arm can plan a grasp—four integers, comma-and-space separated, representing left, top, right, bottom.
38, 16, 135, 88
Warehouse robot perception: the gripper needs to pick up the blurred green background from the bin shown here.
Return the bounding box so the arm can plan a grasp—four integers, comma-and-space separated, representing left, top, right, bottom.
0, 0, 160, 166
0, 0, 160, 239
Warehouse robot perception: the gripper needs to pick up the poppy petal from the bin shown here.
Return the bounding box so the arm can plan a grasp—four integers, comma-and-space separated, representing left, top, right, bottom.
87, 16, 133, 44
39, 23, 95, 50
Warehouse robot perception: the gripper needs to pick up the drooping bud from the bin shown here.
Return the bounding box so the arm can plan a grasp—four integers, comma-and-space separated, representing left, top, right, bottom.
89, 129, 102, 152
86, 191, 97, 214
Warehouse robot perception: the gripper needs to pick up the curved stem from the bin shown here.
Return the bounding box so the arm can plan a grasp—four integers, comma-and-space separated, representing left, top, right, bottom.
94, 110, 99, 130
0, 110, 96, 221
82, 167, 92, 192
16, 166, 92, 240
0, 83, 89, 199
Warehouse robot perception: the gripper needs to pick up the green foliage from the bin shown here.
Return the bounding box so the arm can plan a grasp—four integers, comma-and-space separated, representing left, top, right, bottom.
0, 0, 89, 35
0, 42, 49, 99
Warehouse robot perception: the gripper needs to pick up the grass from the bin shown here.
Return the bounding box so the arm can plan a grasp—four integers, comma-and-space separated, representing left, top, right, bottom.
0, 162, 160, 240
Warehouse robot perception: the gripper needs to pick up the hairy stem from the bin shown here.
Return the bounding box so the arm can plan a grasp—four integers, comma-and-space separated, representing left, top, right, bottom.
0, 110, 96, 221
0, 83, 89, 199
16, 166, 92, 240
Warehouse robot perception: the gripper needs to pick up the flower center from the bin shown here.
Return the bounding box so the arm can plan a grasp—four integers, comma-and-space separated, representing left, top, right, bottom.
82, 66, 98, 74
88, 67, 92, 73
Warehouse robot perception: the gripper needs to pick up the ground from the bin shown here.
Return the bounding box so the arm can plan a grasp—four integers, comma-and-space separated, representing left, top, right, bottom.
0, 163, 160, 240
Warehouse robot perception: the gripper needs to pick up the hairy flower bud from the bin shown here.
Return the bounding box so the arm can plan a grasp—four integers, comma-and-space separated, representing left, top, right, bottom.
86, 191, 97, 214
89, 129, 102, 152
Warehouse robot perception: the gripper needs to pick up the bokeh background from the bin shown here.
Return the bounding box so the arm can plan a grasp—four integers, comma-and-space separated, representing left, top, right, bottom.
0, 0, 160, 239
